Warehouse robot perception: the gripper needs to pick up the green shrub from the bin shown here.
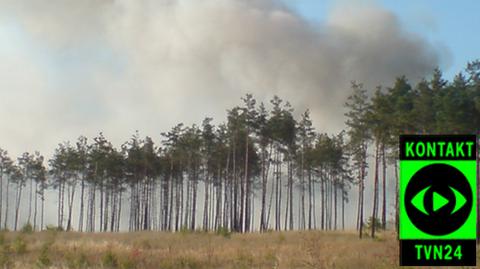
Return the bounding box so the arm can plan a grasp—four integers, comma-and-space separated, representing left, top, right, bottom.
66, 251, 90, 269
46, 225, 64, 232
36, 243, 52, 268
136, 239, 152, 250
179, 226, 192, 235
365, 217, 383, 232
216, 227, 231, 238
277, 233, 286, 243
120, 257, 137, 269
235, 251, 254, 269
0, 244, 12, 268
102, 250, 119, 268
12, 236, 27, 254
21, 222, 33, 234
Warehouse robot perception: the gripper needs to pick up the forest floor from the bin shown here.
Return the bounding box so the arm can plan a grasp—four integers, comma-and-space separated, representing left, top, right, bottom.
0, 229, 476, 269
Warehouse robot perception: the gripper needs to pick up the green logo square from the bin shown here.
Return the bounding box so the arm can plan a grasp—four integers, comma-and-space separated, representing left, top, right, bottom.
400, 160, 476, 239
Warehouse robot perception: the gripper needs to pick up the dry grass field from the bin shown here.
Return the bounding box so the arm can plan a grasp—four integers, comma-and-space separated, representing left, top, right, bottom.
0, 229, 476, 269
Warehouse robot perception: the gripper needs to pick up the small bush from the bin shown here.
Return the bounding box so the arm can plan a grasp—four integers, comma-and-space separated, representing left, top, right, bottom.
179, 226, 192, 235
120, 257, 137, 269
21, 222, 33, 234
66, 251, 90, 269
277, 233, 286, 243
36, 243, 52, 268
46, 225, 64, 232
0, 244, 12, 268
235, 251, 254, 269
12, 236, 27, 254
263, 250, 278, 268
216, 227, 231, 238
365, 217, 383, 231
176, 256, 201, 269
102, 250, 119, 268
135, 239, 152, 250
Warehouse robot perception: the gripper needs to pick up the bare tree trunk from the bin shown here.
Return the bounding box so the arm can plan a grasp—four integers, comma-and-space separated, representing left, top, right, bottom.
203, 172, 209, 231
28, 177, 33, 224
288, 159, 294, 230
4, 177, 9, 230
308, 168, 312, 230
313, 174, 317, 229
41, 192, 45, 230
66, 183, 76, 231
356, 169, 361, 231
232, 142, 238, 232
111, 190, 116, 232
266, 156, 275, 230
371, 142, 380, 238
342, 186, 345, 230
78, 176, 85, 232
191, 171, 198, 231
300, 149, 306, 230
117, 191, 122, 232
260, 147, 267, 231
321, 169, 325, 230
243, 133, 249, 233
274, 147, 280, 231
14, 183, 23, 231
359, 143, 367, 239
33, 182, 38, 230
381, 144, 387, 230
334, 180, 337, 230
184, 173, 190, 229
100, 184, 104, 232
359, 170, 364, 238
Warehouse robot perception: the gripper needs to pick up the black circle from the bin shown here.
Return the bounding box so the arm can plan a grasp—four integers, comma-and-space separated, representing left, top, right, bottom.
405, 163, 472, 236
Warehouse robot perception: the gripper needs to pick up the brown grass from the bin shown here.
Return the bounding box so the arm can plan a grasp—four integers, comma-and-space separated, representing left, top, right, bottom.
0, 230, 476, 269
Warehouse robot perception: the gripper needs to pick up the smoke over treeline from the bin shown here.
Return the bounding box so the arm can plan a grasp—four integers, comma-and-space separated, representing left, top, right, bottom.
0, 0, 444, 156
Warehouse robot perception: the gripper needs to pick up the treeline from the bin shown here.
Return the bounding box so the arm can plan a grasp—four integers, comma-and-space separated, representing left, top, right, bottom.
0, 60, 479, 236
0, 95, 351, 233
346, 60, 480, 238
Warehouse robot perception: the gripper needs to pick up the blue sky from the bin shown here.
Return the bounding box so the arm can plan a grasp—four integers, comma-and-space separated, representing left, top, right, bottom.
287, 0, 480, 79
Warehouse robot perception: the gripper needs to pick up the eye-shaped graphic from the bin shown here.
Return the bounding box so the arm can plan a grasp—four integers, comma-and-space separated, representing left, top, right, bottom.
410, 185, 467, 216
405, 163, 472, 236
411, 186, 430, 215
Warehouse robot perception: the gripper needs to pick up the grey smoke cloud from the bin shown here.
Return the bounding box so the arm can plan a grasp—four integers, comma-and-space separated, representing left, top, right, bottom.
0, 0, 445, 157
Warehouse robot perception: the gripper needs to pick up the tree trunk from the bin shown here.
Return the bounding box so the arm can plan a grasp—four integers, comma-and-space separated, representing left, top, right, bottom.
371, 142, 380, 238
288, 159, 294, 230
243, 132, 249, 233
33, 182, 38, 230
14, 183, 23, 231
78, 176, 85, 232
4, 176, 8, 230
28, 177, 33, 224
66, 183, 76, 231
381, 143, 387, 230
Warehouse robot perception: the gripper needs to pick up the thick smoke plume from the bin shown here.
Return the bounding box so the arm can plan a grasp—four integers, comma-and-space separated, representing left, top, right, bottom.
0, 0, 444, 156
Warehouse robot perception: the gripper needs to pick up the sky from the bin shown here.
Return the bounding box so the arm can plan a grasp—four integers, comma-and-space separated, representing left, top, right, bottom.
0, 0, 467, 157
0, 0, 478, 229
288, 0, 480, 78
